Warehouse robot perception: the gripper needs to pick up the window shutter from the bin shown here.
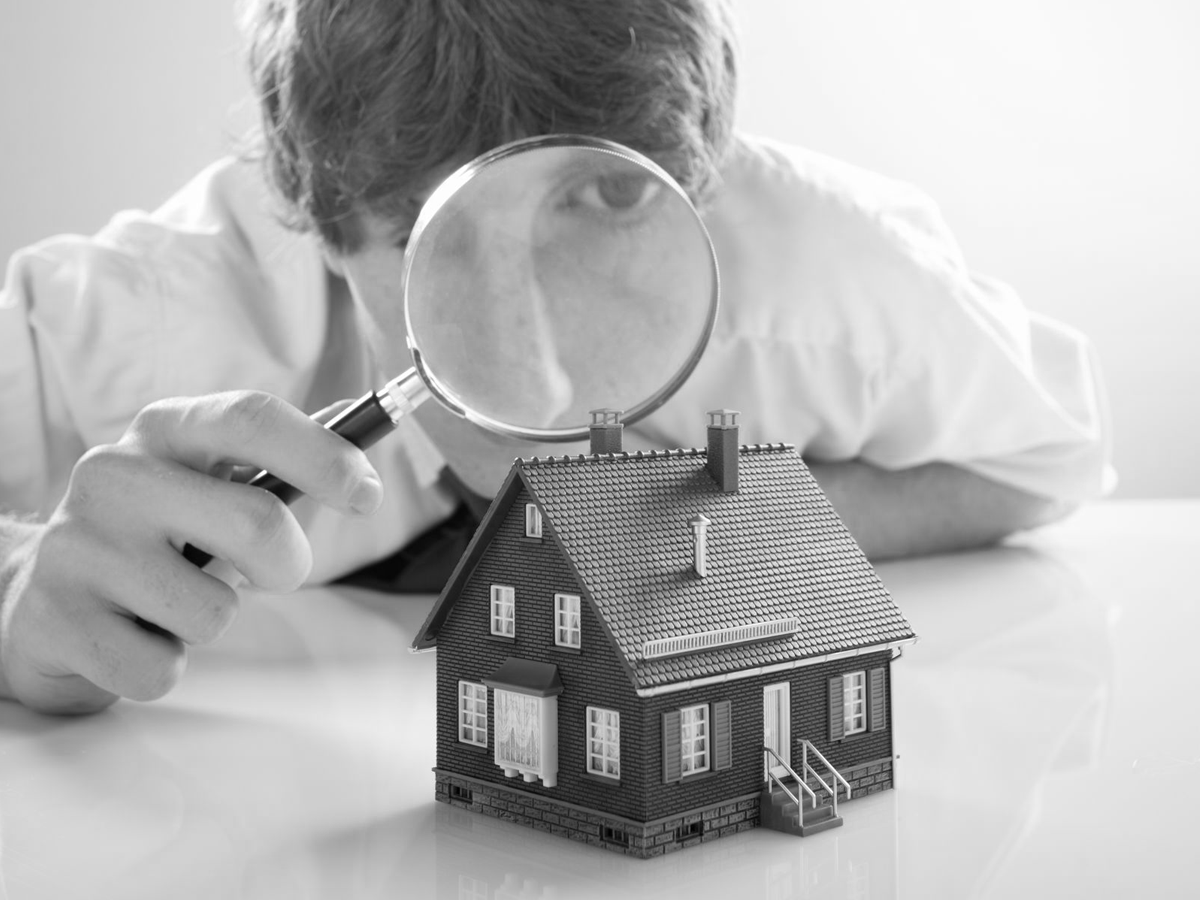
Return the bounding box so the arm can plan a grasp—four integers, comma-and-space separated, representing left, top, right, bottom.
713, 700, 732, 770
868, 667, 887, 732
829, 675, 845, 742
662, 710, 682, 783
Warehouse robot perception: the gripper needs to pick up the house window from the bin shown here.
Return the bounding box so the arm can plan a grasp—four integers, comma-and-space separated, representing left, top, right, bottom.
555, 593, 581, 648
486, 659, 563, 788
844, 671, 867, 735
458, 682, 488, 746
490, 585, 515, 637
830, 667, 886, 741
679, 703, 710, 775
525, 503, 542, 538
602, 825, 630, 847
495, 690, 541, 771
586, 707, 621, 779
662, 700, 731, 783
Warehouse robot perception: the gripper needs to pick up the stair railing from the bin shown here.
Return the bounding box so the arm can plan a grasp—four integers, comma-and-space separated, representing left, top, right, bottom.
762, 745, 817, 813
798, 739, 852, 818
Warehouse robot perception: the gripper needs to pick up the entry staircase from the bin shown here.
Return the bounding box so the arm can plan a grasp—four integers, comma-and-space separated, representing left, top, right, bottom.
759, 740, 851, 837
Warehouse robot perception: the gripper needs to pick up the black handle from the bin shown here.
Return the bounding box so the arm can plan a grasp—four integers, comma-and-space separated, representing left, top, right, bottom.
182, 390, 395, 569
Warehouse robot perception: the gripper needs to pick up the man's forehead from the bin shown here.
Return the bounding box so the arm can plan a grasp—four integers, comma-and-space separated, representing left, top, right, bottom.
372, 157, 473, 245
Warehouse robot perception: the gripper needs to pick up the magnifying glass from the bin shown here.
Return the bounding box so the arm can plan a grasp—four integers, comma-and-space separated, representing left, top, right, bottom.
183, 135, 719, 567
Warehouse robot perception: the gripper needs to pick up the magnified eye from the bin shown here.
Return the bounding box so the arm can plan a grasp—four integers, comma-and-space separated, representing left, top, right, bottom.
564, 172, 663, 214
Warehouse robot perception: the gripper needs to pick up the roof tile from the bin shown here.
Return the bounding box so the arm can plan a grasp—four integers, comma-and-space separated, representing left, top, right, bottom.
518, 445, 914, 690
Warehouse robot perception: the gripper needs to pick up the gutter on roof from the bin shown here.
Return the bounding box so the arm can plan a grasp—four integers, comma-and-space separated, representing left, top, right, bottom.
633, 637, 918, 698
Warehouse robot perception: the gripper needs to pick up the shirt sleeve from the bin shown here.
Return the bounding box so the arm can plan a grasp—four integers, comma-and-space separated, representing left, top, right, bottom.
0, 158, 456, 583
0, 159, 333, 517
659, 135, 1115, 507
849, 171, 1115, 504
861, 268, 1115, 504
0, 236, 158, 516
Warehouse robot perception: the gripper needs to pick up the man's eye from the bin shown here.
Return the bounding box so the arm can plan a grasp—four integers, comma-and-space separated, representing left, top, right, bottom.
567, 174, 662, 213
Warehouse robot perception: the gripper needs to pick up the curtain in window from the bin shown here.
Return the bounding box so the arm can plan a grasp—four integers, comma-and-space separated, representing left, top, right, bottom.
495, 690, 540, 769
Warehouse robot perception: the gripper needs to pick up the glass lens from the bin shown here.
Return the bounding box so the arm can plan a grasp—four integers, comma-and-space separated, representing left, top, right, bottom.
403, 137, 718, 441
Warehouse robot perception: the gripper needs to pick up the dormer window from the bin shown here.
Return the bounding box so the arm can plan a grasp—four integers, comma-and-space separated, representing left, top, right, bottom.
525, 503, 543, 538
490, 585, 515, 637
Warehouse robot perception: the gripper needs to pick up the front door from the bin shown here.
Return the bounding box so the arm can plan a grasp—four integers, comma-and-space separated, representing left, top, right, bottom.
763, 682, 791, 779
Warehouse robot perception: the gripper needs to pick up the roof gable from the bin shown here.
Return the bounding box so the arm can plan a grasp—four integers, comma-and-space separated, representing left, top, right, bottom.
413, 444, 915, 692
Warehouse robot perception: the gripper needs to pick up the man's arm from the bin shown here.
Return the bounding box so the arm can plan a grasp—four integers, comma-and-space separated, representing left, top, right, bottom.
0, 516, 39, 702
807, 459, 1074, 561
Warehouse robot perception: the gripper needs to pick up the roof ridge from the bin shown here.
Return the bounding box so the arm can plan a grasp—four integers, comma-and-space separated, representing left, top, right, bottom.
518, 442, 797, 468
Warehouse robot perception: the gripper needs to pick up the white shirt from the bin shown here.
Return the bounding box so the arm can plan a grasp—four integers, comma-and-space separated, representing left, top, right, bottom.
0, 134, 1113, 582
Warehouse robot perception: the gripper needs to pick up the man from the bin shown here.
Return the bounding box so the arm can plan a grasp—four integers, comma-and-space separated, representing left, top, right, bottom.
0, 0, 1111, 713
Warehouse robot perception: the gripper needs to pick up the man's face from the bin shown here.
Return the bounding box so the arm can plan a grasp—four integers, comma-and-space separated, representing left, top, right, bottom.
332, 211, 573, 499
332, 148, 716, 499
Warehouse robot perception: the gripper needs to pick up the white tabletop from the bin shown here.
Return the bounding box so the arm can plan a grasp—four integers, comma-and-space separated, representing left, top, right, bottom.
1, 499, 1197, 899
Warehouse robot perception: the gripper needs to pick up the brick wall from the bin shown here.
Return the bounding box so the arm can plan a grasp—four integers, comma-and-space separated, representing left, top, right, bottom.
638, 650, 893, 821
436, 486, 652, 821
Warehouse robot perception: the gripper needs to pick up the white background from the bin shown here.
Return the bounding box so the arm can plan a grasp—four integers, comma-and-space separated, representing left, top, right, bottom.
3, 0, 1195, 497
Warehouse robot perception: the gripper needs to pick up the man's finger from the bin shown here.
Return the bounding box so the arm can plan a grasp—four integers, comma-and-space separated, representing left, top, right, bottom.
128, 392, 384, 516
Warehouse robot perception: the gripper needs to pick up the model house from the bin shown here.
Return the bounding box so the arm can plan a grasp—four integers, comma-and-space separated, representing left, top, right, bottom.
411, 409, 917, 857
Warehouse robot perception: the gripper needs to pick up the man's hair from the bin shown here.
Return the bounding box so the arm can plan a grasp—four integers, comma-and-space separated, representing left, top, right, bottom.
241, 0, 739, 253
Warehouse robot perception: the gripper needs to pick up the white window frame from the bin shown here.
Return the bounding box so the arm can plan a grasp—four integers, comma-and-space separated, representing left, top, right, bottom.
493, 688, 559, 787
458, 681, 488, 747
490, 584, 515, 637
525, 503, 542, 538
680, 703, 710, 775
844, 670, 867, 736
586, 706, 621, 779
554, 593, 581, 648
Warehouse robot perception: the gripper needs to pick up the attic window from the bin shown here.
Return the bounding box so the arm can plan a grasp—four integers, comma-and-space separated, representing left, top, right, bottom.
490, 585, 515, 637
525, 503, 542, 538
554, 593, 581, 648
642, 617, 800, 660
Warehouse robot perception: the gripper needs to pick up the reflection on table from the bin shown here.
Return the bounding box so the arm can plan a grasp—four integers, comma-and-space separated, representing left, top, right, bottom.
0, 500, 1195, 899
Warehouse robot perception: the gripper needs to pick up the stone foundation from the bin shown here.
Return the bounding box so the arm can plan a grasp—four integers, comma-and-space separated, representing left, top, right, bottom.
435, 771, 761, 858
436, 757, 893, 859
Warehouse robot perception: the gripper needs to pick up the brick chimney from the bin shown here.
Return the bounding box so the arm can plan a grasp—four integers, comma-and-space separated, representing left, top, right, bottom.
706, 409, 739, 492
589, 408, 623, 454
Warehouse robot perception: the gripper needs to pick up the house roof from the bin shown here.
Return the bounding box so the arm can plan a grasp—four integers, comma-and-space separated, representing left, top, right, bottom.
413, 443, 915, 693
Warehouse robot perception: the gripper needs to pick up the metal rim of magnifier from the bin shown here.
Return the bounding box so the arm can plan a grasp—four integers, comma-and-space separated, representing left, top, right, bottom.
402, 133, 721, 443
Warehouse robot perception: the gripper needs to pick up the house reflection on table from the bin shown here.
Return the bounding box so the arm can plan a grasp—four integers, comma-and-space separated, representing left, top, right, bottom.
887, 542, 1116, 900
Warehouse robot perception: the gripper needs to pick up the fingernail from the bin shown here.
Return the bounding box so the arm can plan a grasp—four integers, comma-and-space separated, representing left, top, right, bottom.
350, 474, 384, 515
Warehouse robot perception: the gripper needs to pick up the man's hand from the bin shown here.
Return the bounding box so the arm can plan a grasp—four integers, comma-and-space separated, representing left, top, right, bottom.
0, 391, 383, 714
